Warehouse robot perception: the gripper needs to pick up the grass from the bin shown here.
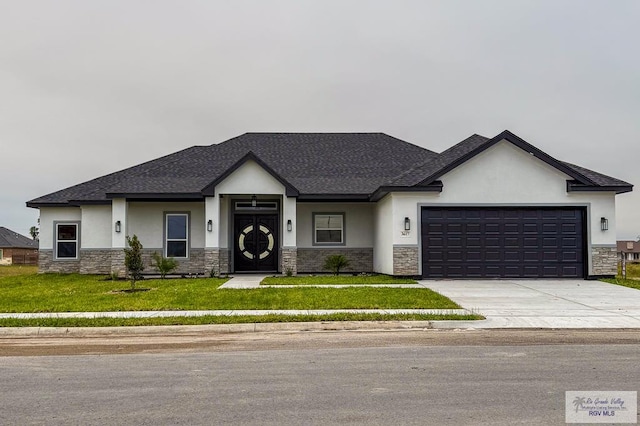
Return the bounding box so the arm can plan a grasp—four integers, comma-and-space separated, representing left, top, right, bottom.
0, 313, 483, 328
602, 277, 640, 291
618, 262, 640, 279
262, 274, 417, 285
0, 272, 459, 313
603, 262, 640, 290
0, 265, 38, 277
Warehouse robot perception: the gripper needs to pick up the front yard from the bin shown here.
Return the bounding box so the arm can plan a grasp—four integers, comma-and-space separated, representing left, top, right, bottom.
261, 274, 417, 285
0, 267, 479, 326
605, 262, 640, 290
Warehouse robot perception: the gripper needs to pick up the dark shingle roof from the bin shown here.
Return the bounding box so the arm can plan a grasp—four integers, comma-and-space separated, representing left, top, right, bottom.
27, 131, 632, 206
0, 227, 38, 249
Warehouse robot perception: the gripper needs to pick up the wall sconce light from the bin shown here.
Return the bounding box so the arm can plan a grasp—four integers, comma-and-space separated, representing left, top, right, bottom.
600, 217, 608, 231
115, 220, 121, 233
404, 217, 411, 231
287, 219, 292, 232
251, 194, 257, 207
207, 220, 213, 232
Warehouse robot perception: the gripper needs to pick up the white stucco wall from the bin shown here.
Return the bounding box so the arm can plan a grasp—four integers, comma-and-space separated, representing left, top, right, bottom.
283, 196, 297, 247
219, 196, 230, 249
39, 207, 82, 249
127, 202, 205, 249
296, 203, 374, 248
389, 140, 617, 245
215, 160, 285, 195
373, 195, 394, 274
81, 205, 112, 249
374, 140, 618, 275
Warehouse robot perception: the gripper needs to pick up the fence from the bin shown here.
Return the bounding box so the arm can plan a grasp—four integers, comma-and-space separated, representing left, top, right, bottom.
11, 253, 39, 265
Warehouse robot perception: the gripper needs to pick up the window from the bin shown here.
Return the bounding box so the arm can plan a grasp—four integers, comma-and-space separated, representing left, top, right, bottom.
0, 249, 3, 259
56, 223, 78, 259
166, 213, 188, 258
314, 213, 344, 245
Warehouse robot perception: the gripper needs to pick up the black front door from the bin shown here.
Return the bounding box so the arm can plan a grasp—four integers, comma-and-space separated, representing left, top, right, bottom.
234, 214, 279, 272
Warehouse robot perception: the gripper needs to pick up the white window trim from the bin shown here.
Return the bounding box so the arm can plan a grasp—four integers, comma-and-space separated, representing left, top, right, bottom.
55, 222, 79, 260
165, 213, 189, 258
313, 213, 345, 246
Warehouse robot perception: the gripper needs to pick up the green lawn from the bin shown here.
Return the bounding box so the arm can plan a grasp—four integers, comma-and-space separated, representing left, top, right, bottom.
261, 274, 417, 285
0, 273, 459, 313
604, 262, 640, 290
602, 277, 640, 291
0, 312, 483, 328
618, 262, 640, 279
0, 265, 38, 277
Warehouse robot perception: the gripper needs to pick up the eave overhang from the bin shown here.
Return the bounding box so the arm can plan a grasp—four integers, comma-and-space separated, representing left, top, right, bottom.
297, 194, 371, 202
566, 181, 633, 195
369, 181, 443, 202
106, 192, 204, 201
26, 201, 74, 209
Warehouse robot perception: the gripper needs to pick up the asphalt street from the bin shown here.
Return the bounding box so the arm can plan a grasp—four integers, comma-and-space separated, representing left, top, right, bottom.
1, 330, 639, 425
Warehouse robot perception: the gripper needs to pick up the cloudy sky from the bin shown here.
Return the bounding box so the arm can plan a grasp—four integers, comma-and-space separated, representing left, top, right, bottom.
1, 0, 638, 239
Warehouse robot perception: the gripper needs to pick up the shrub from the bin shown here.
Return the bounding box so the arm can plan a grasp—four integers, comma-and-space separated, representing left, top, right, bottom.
323, 254, 350, 276
124, 235, 144, 289
151, 252, 179, 279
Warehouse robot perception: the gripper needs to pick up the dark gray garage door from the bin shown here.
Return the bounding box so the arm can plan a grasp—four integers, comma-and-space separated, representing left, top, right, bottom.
421, 207, 586, 278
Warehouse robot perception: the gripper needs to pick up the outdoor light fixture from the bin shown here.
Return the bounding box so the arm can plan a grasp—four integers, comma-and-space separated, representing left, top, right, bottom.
404, 217, 411, 231
251, 194, 257, 207
115, 220, 121, 233
207, 220, 213, 232
601, 217, 608, 231
287, 219, 292, 232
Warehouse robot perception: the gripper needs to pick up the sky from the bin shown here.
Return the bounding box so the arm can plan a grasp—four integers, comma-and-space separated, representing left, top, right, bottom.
1, 0, 638, 239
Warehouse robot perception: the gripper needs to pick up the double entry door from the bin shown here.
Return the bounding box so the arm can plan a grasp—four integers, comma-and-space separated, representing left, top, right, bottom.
233, 214, 278, 272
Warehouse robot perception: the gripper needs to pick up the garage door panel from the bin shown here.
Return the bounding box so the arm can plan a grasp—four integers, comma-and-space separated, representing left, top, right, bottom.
422, 207, 585, 278
504, 251, 520, 262
485, 223, 501, 234
562, 251, 579, 262
466, 251, 482, 261
466, 223, 481, 234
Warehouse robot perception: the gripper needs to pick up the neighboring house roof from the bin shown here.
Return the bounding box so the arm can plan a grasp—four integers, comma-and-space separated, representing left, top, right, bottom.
617, 241, 640, 253
26, 130, 633, 207
0, 227, 38, 249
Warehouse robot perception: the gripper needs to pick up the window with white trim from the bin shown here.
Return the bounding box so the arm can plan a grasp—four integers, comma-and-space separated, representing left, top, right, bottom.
166, 213, 188, 258
0, 249, 3, 259
56, 223, 78, 259
314, 213, 344, 245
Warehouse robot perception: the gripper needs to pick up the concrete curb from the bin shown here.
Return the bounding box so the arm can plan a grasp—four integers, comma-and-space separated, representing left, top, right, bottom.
0, 321, 437, 337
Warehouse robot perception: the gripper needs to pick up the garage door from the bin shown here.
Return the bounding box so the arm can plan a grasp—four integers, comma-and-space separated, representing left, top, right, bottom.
421, 207, 585, 278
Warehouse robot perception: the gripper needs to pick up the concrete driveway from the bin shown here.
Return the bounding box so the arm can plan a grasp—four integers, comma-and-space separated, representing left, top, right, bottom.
420, 279, 640, 328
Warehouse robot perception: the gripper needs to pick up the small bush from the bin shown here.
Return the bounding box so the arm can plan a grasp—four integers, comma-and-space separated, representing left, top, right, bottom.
151, 252, 179, 279
285, 267, 293, 277
323, 254, 350, 276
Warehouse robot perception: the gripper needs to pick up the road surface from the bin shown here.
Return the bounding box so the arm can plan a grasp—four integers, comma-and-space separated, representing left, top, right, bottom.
1, 329, 639, 425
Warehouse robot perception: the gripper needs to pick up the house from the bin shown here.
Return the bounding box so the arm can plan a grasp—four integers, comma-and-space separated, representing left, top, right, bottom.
0, 227, 39, 265
27, 130, 632, 279
618, 240, 640, 262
